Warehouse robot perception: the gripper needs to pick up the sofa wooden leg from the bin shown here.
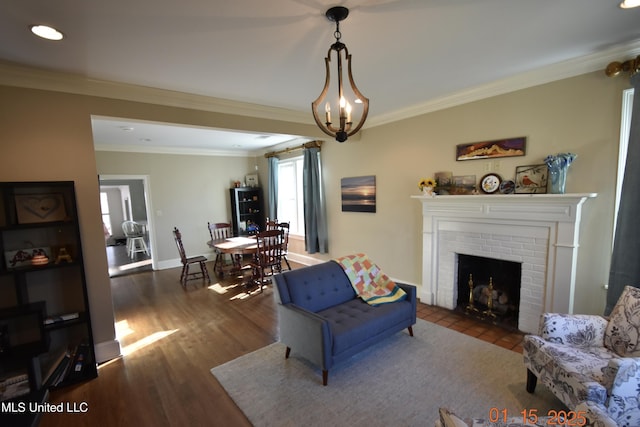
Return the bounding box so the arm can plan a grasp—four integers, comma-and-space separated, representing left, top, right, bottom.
526, 369, 537, 393
285, 347, 291, 359
408, 326, 414, 337
322, 370, 328, 386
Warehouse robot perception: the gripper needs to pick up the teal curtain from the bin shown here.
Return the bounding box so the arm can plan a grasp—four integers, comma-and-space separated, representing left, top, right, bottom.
606, 75, 640, 315
303, 147, 328, 253
267, 157, 278, 221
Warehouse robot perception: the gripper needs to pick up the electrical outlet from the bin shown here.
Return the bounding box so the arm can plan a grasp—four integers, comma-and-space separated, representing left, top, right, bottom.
483, 162, 491, 172
493, 161, 501, 172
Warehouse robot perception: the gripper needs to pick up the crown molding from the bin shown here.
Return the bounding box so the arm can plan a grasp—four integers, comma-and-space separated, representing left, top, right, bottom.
93, 143, 256, 158
367, 39, 640, 128
2, 39, 640, 131
0, 60, 310, 124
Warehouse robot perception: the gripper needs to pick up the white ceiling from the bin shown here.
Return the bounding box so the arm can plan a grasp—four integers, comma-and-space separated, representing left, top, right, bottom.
1, 0, 640, 155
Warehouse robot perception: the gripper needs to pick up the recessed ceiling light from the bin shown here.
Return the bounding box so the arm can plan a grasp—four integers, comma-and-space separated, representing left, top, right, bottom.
30, 25, 64, 41
620, 0, 640, 8
118, 126, 135, 132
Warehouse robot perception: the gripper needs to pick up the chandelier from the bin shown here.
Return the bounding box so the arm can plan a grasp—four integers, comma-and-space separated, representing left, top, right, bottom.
312, 6, 369, 143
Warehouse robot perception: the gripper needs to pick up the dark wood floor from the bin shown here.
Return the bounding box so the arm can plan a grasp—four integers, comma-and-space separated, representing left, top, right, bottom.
40, 260, 524, 427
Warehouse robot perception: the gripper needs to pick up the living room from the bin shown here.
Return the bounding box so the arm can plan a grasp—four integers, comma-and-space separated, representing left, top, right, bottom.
1, 1, 639, 425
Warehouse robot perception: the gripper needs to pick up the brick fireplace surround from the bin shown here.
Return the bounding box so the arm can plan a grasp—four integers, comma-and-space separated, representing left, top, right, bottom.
413, 193, 596, 333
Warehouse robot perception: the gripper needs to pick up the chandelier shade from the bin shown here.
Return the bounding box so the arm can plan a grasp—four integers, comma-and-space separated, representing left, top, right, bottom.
311, 7, 369, 143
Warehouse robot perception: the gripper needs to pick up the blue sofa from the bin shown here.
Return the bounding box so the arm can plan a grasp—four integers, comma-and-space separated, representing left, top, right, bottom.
272, 260, 417, 385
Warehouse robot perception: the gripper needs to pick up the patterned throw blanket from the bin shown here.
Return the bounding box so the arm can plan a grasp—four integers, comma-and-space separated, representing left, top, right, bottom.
335, 253, 406, 306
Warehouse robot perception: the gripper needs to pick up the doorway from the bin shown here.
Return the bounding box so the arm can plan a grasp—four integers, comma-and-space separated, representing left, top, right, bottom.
99, 175, 156, 277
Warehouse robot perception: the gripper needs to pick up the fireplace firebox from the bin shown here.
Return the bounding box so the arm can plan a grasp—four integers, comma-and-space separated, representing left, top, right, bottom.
456, 254, 521, 330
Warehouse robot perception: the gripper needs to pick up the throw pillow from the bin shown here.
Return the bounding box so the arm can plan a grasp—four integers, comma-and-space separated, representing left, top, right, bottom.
604, 285, 640, 357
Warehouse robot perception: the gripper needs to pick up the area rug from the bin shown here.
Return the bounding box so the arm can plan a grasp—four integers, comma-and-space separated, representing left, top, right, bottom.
211, 319, 563, 426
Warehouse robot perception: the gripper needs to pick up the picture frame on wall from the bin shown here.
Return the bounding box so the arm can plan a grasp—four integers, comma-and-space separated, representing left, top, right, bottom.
515, 164, 548, 194
456, 137, 526, 161
341, 175, 376, 213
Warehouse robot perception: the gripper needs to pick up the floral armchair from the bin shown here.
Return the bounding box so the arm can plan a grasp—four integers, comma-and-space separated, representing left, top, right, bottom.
523, 286, 640, 427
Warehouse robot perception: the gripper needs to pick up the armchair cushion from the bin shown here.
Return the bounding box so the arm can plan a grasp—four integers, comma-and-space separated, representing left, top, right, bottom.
604, 285, 640, 357
540, 313, 607, 348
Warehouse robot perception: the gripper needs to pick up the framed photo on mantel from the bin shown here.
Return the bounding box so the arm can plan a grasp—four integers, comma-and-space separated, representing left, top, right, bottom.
515, 164, 547, 194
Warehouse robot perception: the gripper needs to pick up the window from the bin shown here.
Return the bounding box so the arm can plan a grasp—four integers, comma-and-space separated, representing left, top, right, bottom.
613, 88, 634, 244
100, 192, 113, 235
277, 156, 305, 235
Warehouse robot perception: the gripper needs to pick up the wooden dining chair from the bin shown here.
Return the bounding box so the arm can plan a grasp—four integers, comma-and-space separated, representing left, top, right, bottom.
207, 222, 234, 275
173, 227, 211, 288
277, 221, 292, 271
265, 218, 279, 231
250, 229, 284, 292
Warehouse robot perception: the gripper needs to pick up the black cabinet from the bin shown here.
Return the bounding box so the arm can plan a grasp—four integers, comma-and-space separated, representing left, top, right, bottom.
229, 187, 264, 236
0, 181, 97, 414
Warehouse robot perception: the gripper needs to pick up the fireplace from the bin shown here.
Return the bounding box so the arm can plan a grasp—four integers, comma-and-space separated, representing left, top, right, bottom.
412, 193, 596, 333
456, 254, 521, 330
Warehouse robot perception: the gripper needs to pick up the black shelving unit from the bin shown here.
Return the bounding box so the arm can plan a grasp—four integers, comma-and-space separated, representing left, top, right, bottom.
229, 187, 264, 236
0, 181, 97, 423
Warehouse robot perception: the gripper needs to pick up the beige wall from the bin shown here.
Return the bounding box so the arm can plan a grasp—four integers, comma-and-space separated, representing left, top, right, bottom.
0, 69, 632, 361
293, 71, 630, 315
0, 84, 320, 361
95, 151, 256, 264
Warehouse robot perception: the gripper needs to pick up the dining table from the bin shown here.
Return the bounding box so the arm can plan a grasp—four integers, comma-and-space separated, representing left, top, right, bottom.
207, 236, 258, 289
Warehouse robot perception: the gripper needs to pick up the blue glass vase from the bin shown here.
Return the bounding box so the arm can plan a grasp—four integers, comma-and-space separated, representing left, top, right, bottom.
549, 167, 567, 194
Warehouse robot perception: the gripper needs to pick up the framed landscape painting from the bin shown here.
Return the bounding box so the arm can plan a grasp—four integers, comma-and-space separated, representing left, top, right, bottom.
341, 175, 376, 213
456, 137, 526, 161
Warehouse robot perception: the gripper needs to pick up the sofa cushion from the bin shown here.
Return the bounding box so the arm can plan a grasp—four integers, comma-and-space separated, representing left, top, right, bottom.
276, 261, 356, 312
604, 285, 640, 357
318, 298, 413, 356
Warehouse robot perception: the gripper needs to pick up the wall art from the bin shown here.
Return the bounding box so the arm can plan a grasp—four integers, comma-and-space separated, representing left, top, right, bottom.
456, 137, 526, 161
341, 175, 376, 213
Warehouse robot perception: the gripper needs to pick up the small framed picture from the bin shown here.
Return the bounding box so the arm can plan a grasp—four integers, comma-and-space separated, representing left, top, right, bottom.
515, 164, 548, 194
15, 193, 67, 224
245, 174, 259, 187
449, 175, 476, 195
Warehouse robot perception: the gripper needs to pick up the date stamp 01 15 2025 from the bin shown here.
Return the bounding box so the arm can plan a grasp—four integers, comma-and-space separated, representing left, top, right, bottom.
488, 408, 587, 426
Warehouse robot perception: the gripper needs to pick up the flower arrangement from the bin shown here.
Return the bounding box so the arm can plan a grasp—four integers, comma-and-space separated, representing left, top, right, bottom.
544, 153, 576, 170
418, 178, 437, 191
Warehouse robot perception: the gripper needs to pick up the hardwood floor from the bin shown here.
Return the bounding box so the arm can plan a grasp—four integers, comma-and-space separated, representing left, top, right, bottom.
40, 261, 524, 427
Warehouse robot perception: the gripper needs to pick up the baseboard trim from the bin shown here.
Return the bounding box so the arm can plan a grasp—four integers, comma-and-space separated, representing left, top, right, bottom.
95, 339, 121, 364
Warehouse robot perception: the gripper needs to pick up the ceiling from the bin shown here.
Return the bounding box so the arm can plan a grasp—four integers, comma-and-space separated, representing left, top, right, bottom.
2, 0, 640, 155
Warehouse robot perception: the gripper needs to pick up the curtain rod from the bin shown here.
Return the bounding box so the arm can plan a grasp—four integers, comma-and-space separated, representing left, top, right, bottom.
605, 55, 640, 78
264, 140, 323, 158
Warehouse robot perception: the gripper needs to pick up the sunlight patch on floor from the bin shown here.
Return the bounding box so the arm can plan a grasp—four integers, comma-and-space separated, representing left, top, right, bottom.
109, 258, 152, 276
114, 319, 179, 357
115, 319, 134, 340
121, 329, 179, 356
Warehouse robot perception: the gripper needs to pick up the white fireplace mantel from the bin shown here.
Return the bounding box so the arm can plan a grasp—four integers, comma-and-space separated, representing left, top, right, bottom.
412, 193, 596, 333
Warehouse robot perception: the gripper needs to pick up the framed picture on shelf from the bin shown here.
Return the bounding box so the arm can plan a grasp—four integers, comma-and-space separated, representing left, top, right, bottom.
14, 193, 67, 224
515, 164, 548, 194
245, 174, 259, 187
449, 175, 476, 195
